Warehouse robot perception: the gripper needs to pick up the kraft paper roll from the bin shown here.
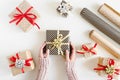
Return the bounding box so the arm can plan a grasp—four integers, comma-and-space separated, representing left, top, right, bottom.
98, 3, 120, 28
80, 8, 120, 44
89, 30, 120, 59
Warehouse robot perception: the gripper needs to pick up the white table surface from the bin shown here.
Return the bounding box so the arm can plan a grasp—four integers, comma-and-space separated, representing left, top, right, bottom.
0, 0, 120, 80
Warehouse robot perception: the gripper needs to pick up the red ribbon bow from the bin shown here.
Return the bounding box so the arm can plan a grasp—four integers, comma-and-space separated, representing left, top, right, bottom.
94, 59, 120, 80
9, 7, 40, 29
77, 43, 97, 55
9, 53, 33, 73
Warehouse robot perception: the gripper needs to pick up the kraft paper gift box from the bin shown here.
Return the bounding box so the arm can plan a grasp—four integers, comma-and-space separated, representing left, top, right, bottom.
8, 50, 35, 76
94, 57, 120, 80
9, 0, 40, 32
46, 30, 70, 55
77, 43, 97, 57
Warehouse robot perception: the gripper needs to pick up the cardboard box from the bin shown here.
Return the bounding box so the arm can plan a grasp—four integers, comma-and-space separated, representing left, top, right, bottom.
46, 30, 70, 55
9, 0, 40, 32
8, 50, 35, 76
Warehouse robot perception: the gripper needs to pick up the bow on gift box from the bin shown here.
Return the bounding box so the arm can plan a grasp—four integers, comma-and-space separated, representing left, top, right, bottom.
9, 7, 40, 29
77, 43, 97, 55
94, 59, 120, 80
9, 53, 33, 73
46, 30, 69, 56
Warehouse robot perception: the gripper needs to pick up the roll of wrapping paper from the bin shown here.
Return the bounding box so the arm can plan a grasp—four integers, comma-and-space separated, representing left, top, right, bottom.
89, 30, 120, 59
80, 8, 120, 44
98, 3, 120, 28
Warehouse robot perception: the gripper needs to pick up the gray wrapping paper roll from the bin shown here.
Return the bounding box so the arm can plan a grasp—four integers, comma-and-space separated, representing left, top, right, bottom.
80, 8, 120, 44
98, 3, 120, 28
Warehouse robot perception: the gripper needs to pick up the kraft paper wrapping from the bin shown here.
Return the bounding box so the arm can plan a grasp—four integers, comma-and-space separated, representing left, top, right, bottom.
8, 50, 35, 76
46, 30, 70, 55
97, 57, 104, 75
80, 8, 120, 44
9, 0, 40, 32
96, 57, 120, 79
98, 3, 120, 28
77, 43, 97, 57
89, 30, 120, 59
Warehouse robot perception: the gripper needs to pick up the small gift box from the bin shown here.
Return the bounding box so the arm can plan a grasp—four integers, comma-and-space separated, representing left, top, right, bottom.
57, 0, 72, 17
9, 0, 40, 32
77, 43, 97, 57
46, 30, 70, 55
8, 50, 35, 76
94, 57, 120, 80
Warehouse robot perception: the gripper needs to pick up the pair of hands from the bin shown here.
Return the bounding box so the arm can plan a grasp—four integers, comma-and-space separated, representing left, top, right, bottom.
40, 42, 76, 62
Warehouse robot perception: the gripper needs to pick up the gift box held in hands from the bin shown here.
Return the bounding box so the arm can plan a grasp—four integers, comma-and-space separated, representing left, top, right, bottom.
9, 0, 40, 32
8, 50, 35, 76
46, 30, 70, 55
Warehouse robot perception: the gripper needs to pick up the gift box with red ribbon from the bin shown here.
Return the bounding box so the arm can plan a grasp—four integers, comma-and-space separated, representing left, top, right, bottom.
8, 50, 35, 76
77, 43, 97, 57
94, 57, 120, 80
9, 0, 40, 32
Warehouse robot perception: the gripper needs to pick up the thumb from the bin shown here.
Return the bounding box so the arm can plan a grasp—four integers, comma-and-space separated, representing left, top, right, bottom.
45, 49, 50, 58
44, 49, 50, 58
65, 50, 70, 62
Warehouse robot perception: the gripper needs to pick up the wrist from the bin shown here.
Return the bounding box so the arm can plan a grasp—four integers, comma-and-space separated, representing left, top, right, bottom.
39, 58, 49, 68
66, 61, 75, 70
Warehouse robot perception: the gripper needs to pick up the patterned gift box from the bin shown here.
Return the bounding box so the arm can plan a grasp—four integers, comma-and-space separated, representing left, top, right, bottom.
56, 0, 72, 17
8, 50, 35, 76
9, 0, 40, 32
94, 57, 120, 80
46, 30, 70, 55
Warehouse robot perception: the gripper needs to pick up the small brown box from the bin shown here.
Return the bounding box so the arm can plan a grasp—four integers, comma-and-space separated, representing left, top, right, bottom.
9, 0, 40, 32
46, 30, 70, 55
94, 57, 120, 79
8, 50, 35, 76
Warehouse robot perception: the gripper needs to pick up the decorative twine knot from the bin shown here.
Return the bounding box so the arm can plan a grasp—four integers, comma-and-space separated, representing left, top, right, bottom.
51, 34, 63, 49
105, 65, 115, 75
94, 59, 120, 80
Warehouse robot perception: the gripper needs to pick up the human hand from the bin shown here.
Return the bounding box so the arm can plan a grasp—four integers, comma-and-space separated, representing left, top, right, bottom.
39, 42, 49, 59
37, 42, 49, 80
65, 43, 76, 62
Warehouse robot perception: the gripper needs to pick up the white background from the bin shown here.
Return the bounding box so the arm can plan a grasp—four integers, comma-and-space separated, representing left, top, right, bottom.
0, 0, 120, 80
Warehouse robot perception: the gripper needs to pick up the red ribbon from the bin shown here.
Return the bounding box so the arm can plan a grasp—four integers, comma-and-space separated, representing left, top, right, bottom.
94, 59, 120, 80
9, 7, 40, 29
77, 43, 97, 55
9, 53, 33, 73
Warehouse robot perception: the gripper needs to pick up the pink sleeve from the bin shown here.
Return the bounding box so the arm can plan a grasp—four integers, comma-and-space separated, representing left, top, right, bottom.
66, 62, 79, 80
36, 58, 49, 80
